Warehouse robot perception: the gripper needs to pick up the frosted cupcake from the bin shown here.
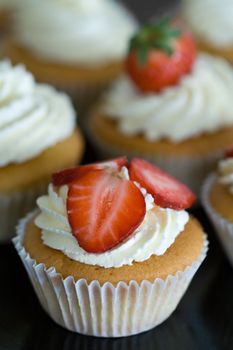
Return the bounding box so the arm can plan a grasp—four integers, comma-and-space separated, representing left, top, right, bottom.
182, 0, 233, 64
14, 157, 207, 337
0, 61, 84, 242
202, 147, 233, 266
4, 0, 137, 111
88, 18, 233, 193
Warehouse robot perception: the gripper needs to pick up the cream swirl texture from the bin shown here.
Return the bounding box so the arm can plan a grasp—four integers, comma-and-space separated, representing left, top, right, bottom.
35, 167, 189, 268
14, 0, 137, 65
182, 0, 233, 47
103, 54, 233, 142
0, 61, 75, 166
218, 158, 233, 194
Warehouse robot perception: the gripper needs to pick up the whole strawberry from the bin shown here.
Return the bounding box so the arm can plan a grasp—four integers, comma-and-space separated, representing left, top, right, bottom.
126, 17, 196, 93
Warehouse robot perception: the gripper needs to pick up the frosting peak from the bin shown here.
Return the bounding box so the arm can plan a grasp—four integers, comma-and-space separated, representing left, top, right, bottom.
103, 54, 233, 142
0, 61, 75, 166
14, 0, 137, 65
35, 167, 189, 268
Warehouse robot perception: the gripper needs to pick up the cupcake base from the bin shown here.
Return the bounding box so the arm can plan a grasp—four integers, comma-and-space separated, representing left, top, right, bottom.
0, 183, 47, 243
87, 110, 233, 194
0, 129, 84, 193
197, 39, 233, 64
202, 174, 233, 266
0, 130, 84, 242
13, 212, 208, 337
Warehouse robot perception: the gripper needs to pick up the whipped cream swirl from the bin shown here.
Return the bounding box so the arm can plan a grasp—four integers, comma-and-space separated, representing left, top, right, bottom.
0, 61, 75, 166
218, 158, 233, 194
104, 54, 233, 142
35, 167, 189, 268
182, 0, 233, 47
14, 0, 137, 66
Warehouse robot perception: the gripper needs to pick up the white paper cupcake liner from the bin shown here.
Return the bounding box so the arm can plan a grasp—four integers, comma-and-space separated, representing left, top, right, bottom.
86, 126, 222, 195
0, 183, 47, 243
202, 173, 233, 266
13, 211, 208, 337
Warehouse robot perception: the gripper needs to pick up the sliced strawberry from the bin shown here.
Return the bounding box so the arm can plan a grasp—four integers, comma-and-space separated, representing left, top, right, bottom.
97, 156, 128, 170
67, 169, 145, 253
52, 157, 128, 186
224, 146, 233, 158
52, 167, 87, 187
129, 158, 196, 210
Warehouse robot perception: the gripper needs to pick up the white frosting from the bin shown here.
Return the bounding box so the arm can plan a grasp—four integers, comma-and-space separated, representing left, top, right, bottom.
0, 61, 75, 166
103, 54, 233, 142
182, 0, 233, 47
218, 158, 233, 194
35, 167, 189, 268
14, 0, 137, 66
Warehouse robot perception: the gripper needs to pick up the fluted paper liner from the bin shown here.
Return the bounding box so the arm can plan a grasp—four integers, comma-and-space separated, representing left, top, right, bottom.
0, 183, 47, 243
202, 173, 233, 266
13, 212, 208, 337
86, 126, 222, 194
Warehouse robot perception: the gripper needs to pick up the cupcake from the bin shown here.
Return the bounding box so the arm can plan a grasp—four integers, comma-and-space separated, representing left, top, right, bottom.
4, 0, 137, 112
202, 147, 233, 266
87, 18, 233, 193
0, 60, 84, 242
181, 0, 233, 64
13, 157, 208, 337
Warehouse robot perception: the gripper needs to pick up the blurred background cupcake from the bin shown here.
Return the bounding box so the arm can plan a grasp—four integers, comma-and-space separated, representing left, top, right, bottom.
181, 0, 233, 64
87, 18, 233, 193
202, 147, 233, 267
0, 60, 84, 242
4, 0, 137, 113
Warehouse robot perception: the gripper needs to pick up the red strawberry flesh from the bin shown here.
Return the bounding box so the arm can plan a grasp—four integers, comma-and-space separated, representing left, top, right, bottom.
52, 157, 128, 186
67, 169, 145, 253
129, 158, 196, 210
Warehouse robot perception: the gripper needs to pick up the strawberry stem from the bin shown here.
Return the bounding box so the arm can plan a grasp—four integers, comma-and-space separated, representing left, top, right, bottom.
129, 17, 182, 65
